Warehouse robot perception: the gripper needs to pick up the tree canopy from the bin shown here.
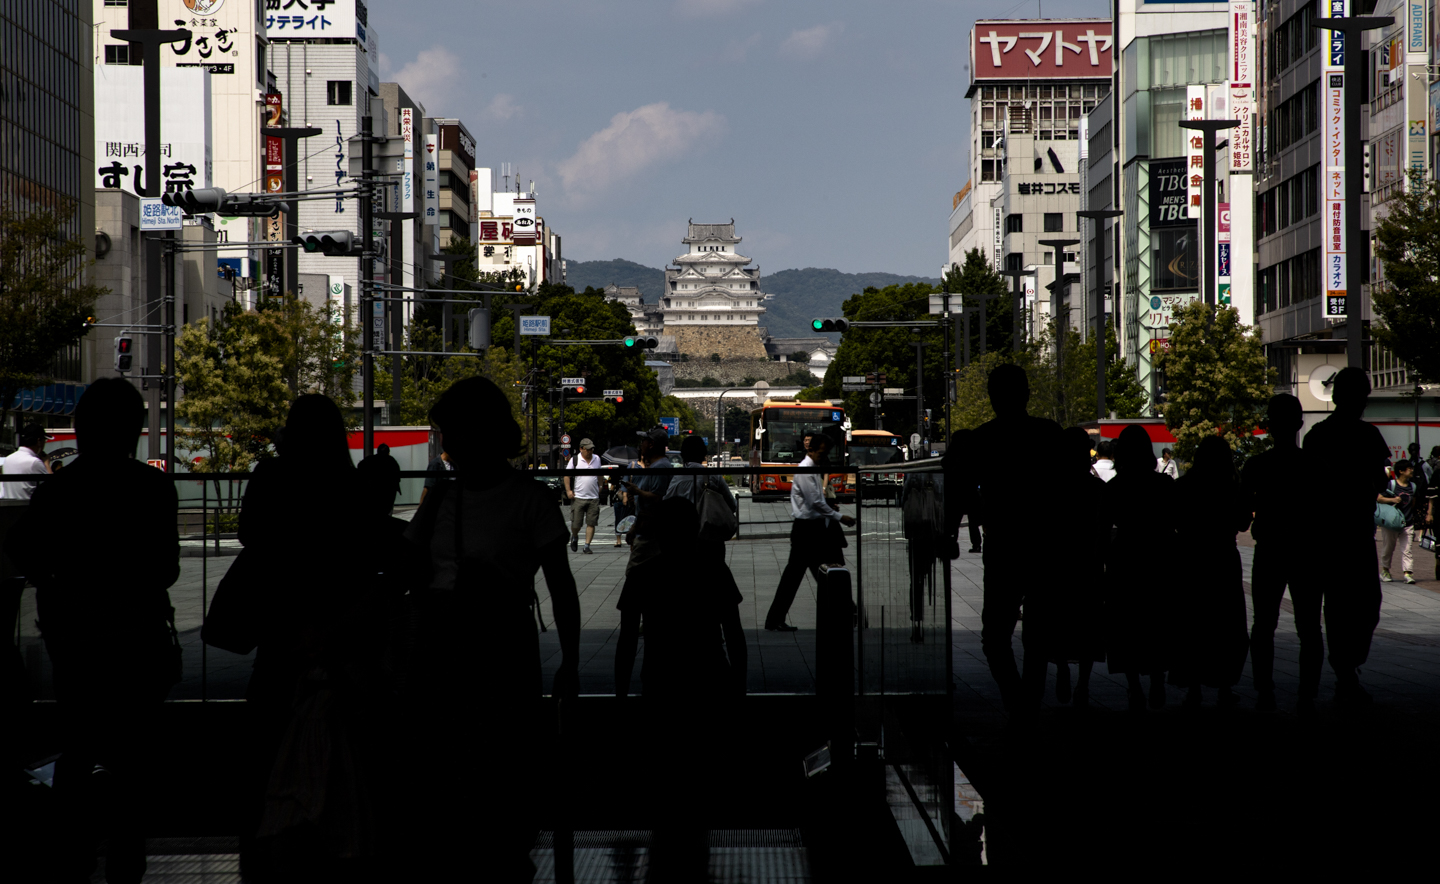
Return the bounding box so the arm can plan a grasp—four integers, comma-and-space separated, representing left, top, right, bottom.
1153, 302, 1274, 465
1372, 170, 1440, 382
0, 201, 107, 440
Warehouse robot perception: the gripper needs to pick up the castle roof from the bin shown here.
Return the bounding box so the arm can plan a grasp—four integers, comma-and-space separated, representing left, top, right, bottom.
683, 220, 741, 244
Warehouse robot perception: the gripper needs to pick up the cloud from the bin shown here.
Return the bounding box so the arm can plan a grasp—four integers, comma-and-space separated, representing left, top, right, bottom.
675, 0, 763, 16
390, 47, 462, 112
485, 94, 523, 121
721, 32, 763, 63
557, 103, 726, 197
779, 22, 844, 60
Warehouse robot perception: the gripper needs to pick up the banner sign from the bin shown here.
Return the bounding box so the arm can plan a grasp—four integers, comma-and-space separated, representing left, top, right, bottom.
94, 66, 211, 197
423, 134, 439, 222
1324, 3, 1348, 319
1149, 159, 1191, 227
1228, 3, 1255, 175
1185, 85, 1207, 218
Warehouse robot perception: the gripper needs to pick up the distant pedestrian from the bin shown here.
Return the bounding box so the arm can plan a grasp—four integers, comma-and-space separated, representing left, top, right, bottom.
900, 468, 945, 643
1409, 442, 1431, 483
1428, 445, 1440, 480
1156, 447, 1179, 479
1172, 436, 1251, 710
764, 431, 855, 632
608, 473, 631, 547
1104, 424, 1178, 712
1, 423, 51, 500
1378, 458, 1420, 584
1243, 394, 1319, 713
5, 379, 179, 884
1302, 366, 1387, 710
564, 439, 602, 554
1092, 439, 1116, 482
941, 430, 983, 554
418, 449, 453, 506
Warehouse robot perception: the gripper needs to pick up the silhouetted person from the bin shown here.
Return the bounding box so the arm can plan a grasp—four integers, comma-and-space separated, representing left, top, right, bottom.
900, 468, 944, 643
1302, 367, 1387, 709
765, 431, 855, 632
238, 395, 372, 879
1103, 424, 1177, 711
6, 378, 179, 884
615, 426, 675, 696
967, 364, 1062, 718
941, 429, 982, 555
1171, 436, 1251, 710
1027, 427, 1107, 709
1244, 393, 1319, 713
664, 435, 746, 694
402, 377, 580, 881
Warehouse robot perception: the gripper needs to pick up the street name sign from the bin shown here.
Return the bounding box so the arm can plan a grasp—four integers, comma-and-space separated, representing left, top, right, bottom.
520, 316, 551, 336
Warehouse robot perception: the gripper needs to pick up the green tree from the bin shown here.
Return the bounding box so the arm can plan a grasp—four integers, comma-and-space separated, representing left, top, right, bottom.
254, 295, 360, 410
173, 305, 292, 473
375, 323, 527, 432
1154, 302, 1275, 465
944, 248, 1014, 357
0, 201, 107, 438
1372, 170, 1440, 381
1049, 318, 1148, 424
489, 282, 665, 450
788, 350, 811, 364
821, 282, 947, 438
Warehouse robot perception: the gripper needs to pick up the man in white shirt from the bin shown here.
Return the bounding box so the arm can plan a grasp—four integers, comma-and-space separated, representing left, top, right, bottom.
1, 424, 51, 500
1093, 439, 1117, 482
764, 432, 855, 632
1156, 447, 1179, 479
563, 438, 601, 554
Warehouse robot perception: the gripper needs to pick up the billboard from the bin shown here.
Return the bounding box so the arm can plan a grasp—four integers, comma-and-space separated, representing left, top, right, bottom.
423, 134, 439, 222
264, 0, 362, 40
970, 20, 1112, 85
94, 66, 211, 197
1149, 159, 1191, 228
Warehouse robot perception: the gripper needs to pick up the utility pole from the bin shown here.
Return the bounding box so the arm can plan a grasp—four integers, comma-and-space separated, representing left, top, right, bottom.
1313, 12, 1394, 369
968, 290, 1002, 359
377, 210, 418, 425
911, 340, 926, 452
109, 22, 189, 464
428, 251, 470, 350
261, 125, 324, 300
360, 115, 376, 456
1079, 209, 1125, 420
1176, 119, 1238, 308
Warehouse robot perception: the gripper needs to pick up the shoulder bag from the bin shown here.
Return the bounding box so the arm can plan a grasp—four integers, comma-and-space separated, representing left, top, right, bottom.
202, 546, 265, 655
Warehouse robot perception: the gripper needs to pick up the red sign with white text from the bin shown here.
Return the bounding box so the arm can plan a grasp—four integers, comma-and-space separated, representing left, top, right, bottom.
970, 20, 1113, 84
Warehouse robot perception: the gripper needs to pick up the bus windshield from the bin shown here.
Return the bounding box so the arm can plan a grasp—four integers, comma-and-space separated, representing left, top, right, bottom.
757, 407, 845, 465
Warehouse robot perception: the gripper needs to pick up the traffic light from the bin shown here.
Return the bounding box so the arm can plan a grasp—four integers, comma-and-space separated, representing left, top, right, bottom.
114, 335, 134, 372
79, 315, 95, 333
293, 230, 361, 257
162, 187, 228, 214
467, 307, 491, 349
624, 335, 659, 350
603, 391, 624, 404
811, 318, 850, 333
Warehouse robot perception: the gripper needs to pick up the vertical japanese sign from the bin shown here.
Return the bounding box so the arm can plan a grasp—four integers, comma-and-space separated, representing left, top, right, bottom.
1229, 1, 1255, 172
1217, 203, 1232, 305
423, 134, 439, 222
395, 108, 414, 213
1185, 85, 1207, 219
264, 93, 283, 195
1323, 0, 1348, 318
992, 207, 1002, 269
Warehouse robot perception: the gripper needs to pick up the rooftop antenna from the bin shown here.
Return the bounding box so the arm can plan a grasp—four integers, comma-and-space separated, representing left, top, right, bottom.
515, 169, 521, 195
501, 163, 511, 192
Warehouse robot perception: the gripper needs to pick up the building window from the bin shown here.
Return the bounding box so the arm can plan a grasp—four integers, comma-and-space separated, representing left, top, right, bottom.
1043, 213, 1063, 232
103, 0, 127, 5
103, 45, 130, 65
327, 81, 352, 106
1005, 214, 1023, 234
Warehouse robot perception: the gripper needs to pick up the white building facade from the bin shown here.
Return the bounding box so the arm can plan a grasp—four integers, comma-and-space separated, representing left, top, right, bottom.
661, 222, 767, 326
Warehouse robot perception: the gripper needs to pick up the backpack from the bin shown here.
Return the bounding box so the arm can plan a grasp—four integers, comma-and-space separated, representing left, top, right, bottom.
692, 475, 739, 542
902, 473, 944, 541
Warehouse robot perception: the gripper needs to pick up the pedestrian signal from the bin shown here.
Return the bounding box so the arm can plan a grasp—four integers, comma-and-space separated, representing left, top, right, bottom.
811, 318, 850, 333
467, 307, 491, 349
114, 335, 134, 372
624, 335, 659, 350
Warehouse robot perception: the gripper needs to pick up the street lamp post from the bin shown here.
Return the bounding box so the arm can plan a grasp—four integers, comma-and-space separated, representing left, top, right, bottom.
262, 125, 324, 301
1000, 268, 1029, 353
1078, 209, 1125, 420
427, 251, 470, 350
1176, 120, 1239, 307
1037, 238, 1080, 346
1313, 13, 1394, 369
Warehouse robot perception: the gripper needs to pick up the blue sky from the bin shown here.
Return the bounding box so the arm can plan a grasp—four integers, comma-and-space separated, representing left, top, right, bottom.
373, 0, 1106, 276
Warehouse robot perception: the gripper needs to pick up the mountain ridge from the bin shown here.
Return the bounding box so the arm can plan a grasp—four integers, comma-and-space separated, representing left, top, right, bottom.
564, 258, 939, 340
